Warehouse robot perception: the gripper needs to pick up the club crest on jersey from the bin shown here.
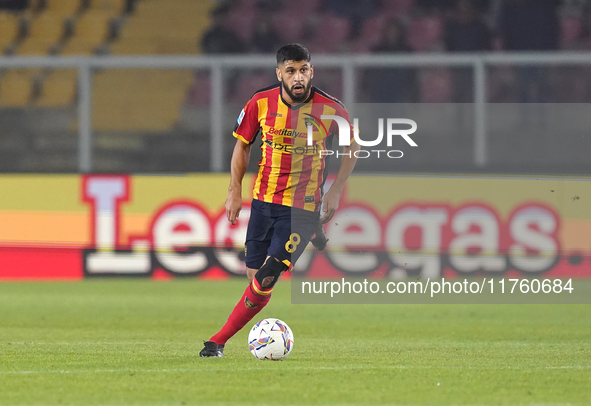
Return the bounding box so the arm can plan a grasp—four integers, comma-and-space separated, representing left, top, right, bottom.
303, 113, 328, 138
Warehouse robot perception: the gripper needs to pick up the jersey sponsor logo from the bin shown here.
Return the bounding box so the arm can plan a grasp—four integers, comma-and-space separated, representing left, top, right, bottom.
267, 127, 305, 138
305, 196, 315, 203
263, 139, 319, 155
270, 112, 283, 117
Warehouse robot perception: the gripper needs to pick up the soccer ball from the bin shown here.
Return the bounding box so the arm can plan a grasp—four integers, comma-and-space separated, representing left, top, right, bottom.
248, 318, 294, 360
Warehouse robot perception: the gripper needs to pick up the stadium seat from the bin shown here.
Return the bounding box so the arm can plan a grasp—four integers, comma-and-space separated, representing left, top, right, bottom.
381, 0, 415, 17
486, 66, 509, 102
35, 70, 78, 107
135, 0, 213, 19
315, 72, 343, 100
60, 40, 97, 55
283, 0, 320, 14
560, 16, 583, 49
492, 36, 503, 51
226, 7, 257, 44
16, 13, 67, 55
156, 38, 200, 55
408, 15, 443, 52
110, 37, 158, 54
61, 11, 112, 55
271, 11, 305, 43
419, 68, 452, 103
91, 69, 195, 131
186, 74, 211, 106
88, 0, 126, 14
234, 0, 259, 10
0, 70, 37, 107
44, 0, 82, 16
0, 13, 20, 53
309, 13, 351, 53
24, 0, 44, 15
16, 40, 56, 55
232, 73, 275, 105
111, 0, 212, 55
352, 14, 389, 53
112, 36, 199, 55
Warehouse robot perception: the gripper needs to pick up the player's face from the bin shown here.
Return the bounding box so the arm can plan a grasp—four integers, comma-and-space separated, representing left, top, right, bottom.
276, 60, 314, 104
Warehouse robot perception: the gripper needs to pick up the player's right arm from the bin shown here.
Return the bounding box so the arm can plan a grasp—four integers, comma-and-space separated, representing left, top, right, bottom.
226, 96, 261, 225
225, 140, 251, 225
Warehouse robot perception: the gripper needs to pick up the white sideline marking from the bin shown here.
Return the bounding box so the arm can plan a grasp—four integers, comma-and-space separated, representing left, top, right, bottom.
1, 365, 589, 375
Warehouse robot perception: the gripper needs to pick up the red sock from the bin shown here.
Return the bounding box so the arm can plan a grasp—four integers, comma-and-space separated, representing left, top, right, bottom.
210, 278, 272, 345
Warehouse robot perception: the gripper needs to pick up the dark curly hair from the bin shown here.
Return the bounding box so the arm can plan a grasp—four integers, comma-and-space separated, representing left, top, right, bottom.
276, 43, 311, 65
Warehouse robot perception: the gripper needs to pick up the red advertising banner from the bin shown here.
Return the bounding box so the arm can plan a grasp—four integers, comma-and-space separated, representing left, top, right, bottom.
0, 174, 590, 279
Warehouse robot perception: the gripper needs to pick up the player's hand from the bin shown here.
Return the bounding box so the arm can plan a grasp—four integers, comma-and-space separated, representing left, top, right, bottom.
321, 189, 340, 224
225, 189, 242, 225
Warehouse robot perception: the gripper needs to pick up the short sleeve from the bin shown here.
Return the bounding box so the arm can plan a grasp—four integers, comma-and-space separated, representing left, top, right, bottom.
233, 98, 260, 144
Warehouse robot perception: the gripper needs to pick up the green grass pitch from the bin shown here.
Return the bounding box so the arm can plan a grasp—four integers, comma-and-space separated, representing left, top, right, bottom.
0, 279, 589, 406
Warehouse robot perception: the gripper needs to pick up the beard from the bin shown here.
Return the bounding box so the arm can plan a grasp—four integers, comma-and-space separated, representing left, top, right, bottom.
282, 80, 311, 103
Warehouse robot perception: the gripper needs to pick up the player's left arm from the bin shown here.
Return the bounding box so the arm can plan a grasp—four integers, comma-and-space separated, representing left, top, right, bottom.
321, 140, 360, 224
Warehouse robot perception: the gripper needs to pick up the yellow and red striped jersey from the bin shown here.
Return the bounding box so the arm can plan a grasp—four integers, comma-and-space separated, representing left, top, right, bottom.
233, 84, 352, 212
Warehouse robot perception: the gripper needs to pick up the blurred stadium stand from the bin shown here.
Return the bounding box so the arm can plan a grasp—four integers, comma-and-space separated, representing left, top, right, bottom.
0, 0, 590, 173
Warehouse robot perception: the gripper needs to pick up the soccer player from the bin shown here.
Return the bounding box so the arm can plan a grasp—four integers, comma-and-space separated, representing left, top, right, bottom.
200, 43, 359, 357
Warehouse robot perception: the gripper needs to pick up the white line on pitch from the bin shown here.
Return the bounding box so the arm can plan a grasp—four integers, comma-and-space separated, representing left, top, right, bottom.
1, 365, 589, 375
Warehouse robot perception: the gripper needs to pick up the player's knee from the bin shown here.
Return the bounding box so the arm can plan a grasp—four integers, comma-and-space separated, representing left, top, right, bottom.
255, 257, 288, 289
246, 267, 258, 284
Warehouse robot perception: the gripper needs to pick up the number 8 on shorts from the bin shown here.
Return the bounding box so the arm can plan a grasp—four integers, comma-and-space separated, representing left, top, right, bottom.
285, 233, 301, 254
